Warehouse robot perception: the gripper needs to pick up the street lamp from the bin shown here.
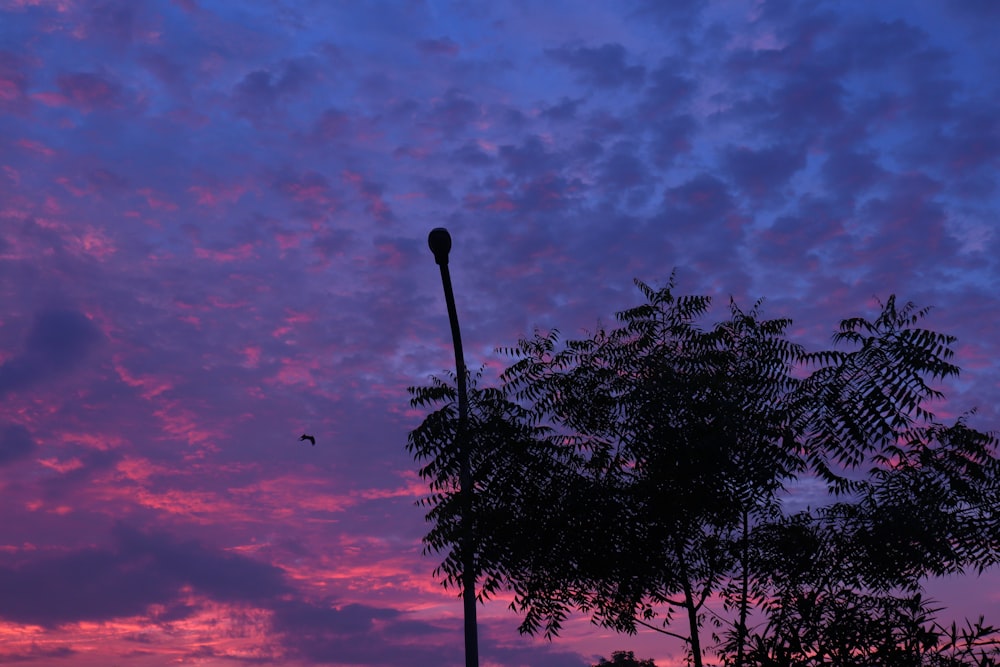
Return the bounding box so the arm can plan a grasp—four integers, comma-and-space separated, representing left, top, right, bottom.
428, 227, 478, 667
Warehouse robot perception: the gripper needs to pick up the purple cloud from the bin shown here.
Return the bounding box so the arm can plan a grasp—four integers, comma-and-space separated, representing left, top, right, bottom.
547, 43, 646, 89
723, 143, 807, 201
0, 424, 35, 466
417, 37, 460, 57
0, 309, 102, 396
0, 523, 290, 627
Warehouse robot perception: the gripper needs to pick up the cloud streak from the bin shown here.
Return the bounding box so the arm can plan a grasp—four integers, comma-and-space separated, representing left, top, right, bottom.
0, 309, 102, 397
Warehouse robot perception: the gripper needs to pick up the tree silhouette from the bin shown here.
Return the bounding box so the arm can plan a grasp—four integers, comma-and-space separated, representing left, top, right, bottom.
593, 650, 658, 666
407, 277, 1000, 666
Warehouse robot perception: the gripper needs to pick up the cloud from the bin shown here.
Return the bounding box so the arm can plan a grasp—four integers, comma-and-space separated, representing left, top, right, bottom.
0, 645, 77, 664
820, 148, 885, 196
499, 135, 556, 178
343, 171, 396, 226
271, 599, 400, 639
0, 309, 102, 397
546, 43, 646, 89
416, 37, 460, 56
663, 172, 737, 226
55, 71, 123, 112
752, 195, 849, 271
723, 142, 807, 201
600, 147, 650, 193
232, 56, 322, 121
637, 61, 696, 119
0, 50, 29, 111
646, 113, 696, 167
630, 0, 706, 32
541, 97, 585, 121
0, 523, 290, 627
270, 599, 590, 667
23, 310, 102, 367
452, 141, 494, 167
0, 424, 35, 466
86, 1, 139, 45
947, 0, 1000, 22
943, 110, 1000, 172
0, 521, 506, 665
113, 523, 291, 604
40, 448, 122, 501
424, 88, 481, 136
653, 173, 749, 274
0, 543, 179, 627
313, 107, 353, 142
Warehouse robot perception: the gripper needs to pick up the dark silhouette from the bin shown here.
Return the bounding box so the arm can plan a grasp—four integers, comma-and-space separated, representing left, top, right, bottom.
592, 652, 657, 667
408, 276, 1000, 667
426, 227, 479, 667
298, 434, 315, 446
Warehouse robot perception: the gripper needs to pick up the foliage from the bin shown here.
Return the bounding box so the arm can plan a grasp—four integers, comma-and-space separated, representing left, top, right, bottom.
406, 370, 577, 606
593, 650, 659, 666
407, 278, 1000, 667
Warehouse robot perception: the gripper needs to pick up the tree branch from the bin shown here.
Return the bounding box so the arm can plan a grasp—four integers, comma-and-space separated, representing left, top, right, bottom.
634, 617, 691, 643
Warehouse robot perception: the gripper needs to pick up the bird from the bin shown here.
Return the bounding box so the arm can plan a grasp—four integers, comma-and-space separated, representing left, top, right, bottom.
299, 434, 316, 446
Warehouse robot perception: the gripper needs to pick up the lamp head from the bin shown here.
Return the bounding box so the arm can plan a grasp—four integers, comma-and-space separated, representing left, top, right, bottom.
428, 227, 452, 266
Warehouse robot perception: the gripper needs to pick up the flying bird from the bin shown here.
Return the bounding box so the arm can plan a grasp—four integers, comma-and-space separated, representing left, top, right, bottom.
299, 434, 316, 446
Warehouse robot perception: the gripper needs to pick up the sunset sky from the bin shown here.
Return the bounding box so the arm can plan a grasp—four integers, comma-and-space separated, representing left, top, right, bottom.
1, 1, 999, 665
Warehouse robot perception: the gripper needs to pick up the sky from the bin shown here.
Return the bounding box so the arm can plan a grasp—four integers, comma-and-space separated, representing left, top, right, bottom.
1, 0, 999, 665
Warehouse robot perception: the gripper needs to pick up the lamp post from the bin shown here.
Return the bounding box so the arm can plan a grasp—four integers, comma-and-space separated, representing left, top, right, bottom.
427, 227, 478, 667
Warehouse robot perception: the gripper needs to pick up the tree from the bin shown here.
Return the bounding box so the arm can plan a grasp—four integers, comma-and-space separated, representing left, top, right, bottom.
407, 278, 1000, 666
406, 370, 580, 614
593, 650, 659, 666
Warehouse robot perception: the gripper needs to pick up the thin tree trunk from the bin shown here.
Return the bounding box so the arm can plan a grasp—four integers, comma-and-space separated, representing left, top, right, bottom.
674, 542, 703, 667
683, 578, 703, 667
736, 508, 750, 667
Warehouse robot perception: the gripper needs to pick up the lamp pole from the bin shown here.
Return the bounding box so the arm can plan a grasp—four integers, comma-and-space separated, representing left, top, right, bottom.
427, 227, 478, 667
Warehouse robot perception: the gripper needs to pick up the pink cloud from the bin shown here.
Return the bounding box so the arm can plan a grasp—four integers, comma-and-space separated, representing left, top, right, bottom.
137, 187, 179, 211
15, 138, 55, 156
342, 170, 395, 224
54, 71, 122, 112
113, 358, 173, 400
0, 164, 19, 184
188, 182, 250, 206
0, 79, 21, 101
151, 400, 220, 451
193, 243, 256, 263
270, 357, 320, 388
37, 457, 84, 473
241, 346, 261, 368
